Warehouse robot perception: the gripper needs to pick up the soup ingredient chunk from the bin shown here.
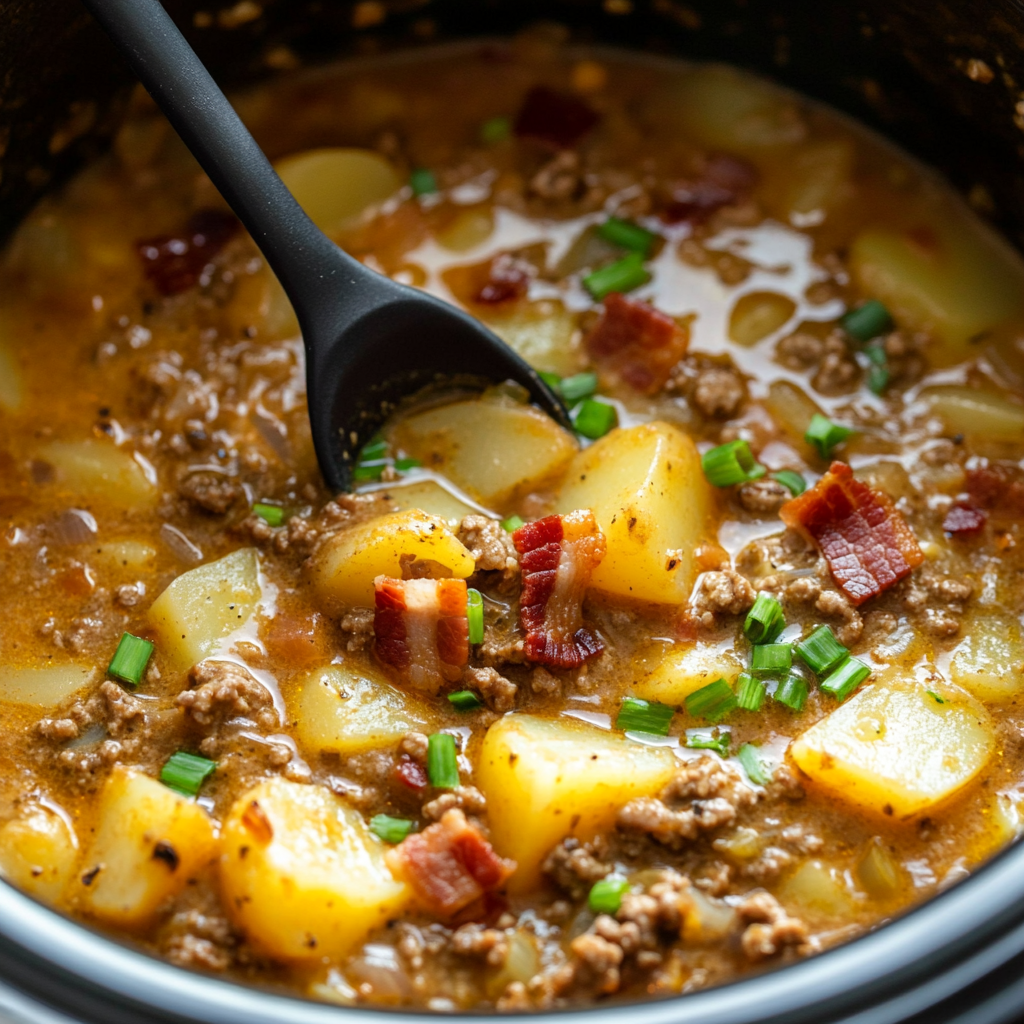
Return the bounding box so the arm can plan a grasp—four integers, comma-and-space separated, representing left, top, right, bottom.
780, 461, 923, 606
789, 683, 994, 819
0, 662, 96, 709
0, 805, 78, 903
220, 778, 410, 960
949, 614, 1024, 702
35, 439, 156, 509
513, 510, 606, 669
374, 577, 470, 690
633, 644, 746, 704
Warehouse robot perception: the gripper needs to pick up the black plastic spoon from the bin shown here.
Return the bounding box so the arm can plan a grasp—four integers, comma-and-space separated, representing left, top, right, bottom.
80, 0, 570, 491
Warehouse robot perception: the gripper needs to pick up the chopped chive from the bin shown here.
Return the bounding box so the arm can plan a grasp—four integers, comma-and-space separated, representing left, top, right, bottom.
616, 697, 674, 736
805, 414, 853, 460
589, 877, 630, 914
448, 690, 483, 712
574, 398, 618, 440
108, 632, 154, 687
796, 625, 849, 676
353, 461, 387, 482
538, 370, 562, 389
738, 743, 772, 786
394, 457, 421, 472
685, 678, 738, 723
841, 299, 892, 342
701, 439, 767, 488
774, 673, 809, 711
252, 502, 284, 527
501, 515, 525, 533
820, 655, 871, 702
686, 730, 731, 757
427, 733, 460, 789
751, 643, 792, 677
558, 371, 599, 404
866, 353, 890, 395
410, 168, 437, 196
926, 689, 945, 705
582, 251, 651, 301
735, 673, 766, 712
772, 470, 806, 497
160, 751, 216, 797
467, 588, 484, 645
744, 593, 785, 645
369, 814, 416, 844
597, 217, 657, 256
479, 116, 512, 145
359, 438, 389, 461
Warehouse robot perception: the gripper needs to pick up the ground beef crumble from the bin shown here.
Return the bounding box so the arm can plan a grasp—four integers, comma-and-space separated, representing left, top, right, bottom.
691, 570, 756, 628
463, 666, 517, 713
543, 836, 612, 899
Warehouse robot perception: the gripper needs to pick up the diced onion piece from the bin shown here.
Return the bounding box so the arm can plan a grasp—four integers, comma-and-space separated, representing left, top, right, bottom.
920, 385, 1024, 441
728, 291, 796, 347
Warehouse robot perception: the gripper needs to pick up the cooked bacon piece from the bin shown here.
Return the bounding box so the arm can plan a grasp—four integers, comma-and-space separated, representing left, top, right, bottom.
513, 510, 606, 668
780, 461, 924, 606
661, 153, 757, 224
584, 292, 689, 394
374, 577, 469, 692
966, 462, 1024, 511
514, 86, 600, 148
136, 209, 239, 296
395, 756, 429, 792
386, 809, 515, 917
943, 504, 987, 536
475, 253, 532, 304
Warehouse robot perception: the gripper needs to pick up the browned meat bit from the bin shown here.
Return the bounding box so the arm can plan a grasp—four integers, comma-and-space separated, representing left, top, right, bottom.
422, 785, 487, 822
739, 478, 790, 514
783, 577, 863, 647
456, 515, 519, 585
776, 330, 824, 370
543, 836, 612, 899
736, 890, 808, 961
463, 666, 517, 713
617, 869, 693, 938
177, 471, 241, 515
339, 607, 375, 652
922, 608, 961, 637
37, 716, 82, 741
451, 923, 509, 967
528, 150, 582, 201
399, 731, 430, 765
478, 628, 527, 667
691, 570, 756, 628
177, 660, 276, 731
162, 909, 237, 972
570, 920, 636, 994
810, 333, 859, 396
136, 209, 240, 296
692, 366, 745, 419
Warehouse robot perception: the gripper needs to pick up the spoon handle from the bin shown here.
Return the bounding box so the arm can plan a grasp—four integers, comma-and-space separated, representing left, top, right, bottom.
79, 0, 361, 328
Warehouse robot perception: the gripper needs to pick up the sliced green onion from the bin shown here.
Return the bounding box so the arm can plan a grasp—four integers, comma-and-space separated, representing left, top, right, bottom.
796, 625, 848, 676
394, 457, 421, 472
737, 743, 772, 786
685, 678, 738, 723
841, 299, 892, 342
597, 217, 657, 256
744, 593, 785, 645
805, 414, 853, 460
772, 470, 806, 497
616, 697, 674, 736
582, 251, 651, 301
108, 632, 154, 687
685, 730, 731, 757
866, 347, 891, 396
588, 877, 630, 915
467, 588, 484, 645
480, 115, 512, 145
735, 673, 766, 712
701, 439, 767, 488
252, 502, 284, 527
369, 815, 415, 844
448, 690, 483, 712
538, 370, 562, 389
774, 673, 808, 711
160, 751, 216, 797
574, 399, 618, 440
410, 168, 437, 197
558, 371, 599, 404
359, 438, 389, 461
427, 733, 460, 789
751, 643, 792, 677
926, 689, 945, 705
353, 461, 387, 482
820, 655, 871, 702
501, 515, 525, 533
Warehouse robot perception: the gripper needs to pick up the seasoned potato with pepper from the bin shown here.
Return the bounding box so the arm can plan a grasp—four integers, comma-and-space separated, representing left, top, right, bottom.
35, 439, 156, 509
632, 643, 746, 704
0, 805, 78, 903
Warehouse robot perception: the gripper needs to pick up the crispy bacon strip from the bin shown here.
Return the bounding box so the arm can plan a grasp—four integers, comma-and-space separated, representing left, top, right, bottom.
660, 153, 757, 224
513, 510, 606, 668
136, 209, 239, 296
966, 462, 1024, 511
386, 809, 515, 917
943, 504, 987, 536
514, 86, 599, 148
584, 293, 689, 394
780, 461, 924, 606
374, 577, 469, 692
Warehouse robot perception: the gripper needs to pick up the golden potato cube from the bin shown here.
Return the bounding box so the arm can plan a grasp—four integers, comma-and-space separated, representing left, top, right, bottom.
36, 439, 156, 509
389, 395, 578, 507
555, 422, 713, 605
379, 477, 487, 527
148, 548, 261, 671
490, 303, 582, 376
293, 664, 437, 756
632, 643, 745, 704
0, 663, 96, 709
476, 714, 676, 892
0, 341, 22, 412
790, 683, 994, 819
0, 805, 78, 903
950, 614, 1024, 702
308, 509, 474, 611
220, 778, 410, 960
75, 768, 217, 928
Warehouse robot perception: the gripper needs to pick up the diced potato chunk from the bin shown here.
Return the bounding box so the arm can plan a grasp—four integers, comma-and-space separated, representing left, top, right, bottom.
309, 509, 474, 612
36, 439, 156, 509
919, 385, 1024, 441
777, 860, 854, 918
764, 380, 824, 460
632, 643, 745, 704
148, 548, 261, 671
0, 805, 78, 903
728, 291, 796, 347
89, 539, 158, 572
275, 148, 402, 236
294, 664, 437, 756
0, 341, 22, 412
379, 477, 490, 526
790, 683, 994, 819
389, 395, 578, 507
555, 422, 713, 605
220, 778, 410, 959
0, 663, 96, 708
475, 714, 676, 891
778, 139, 854, 218
435, 206, 494, 252
490, 304, 582, 376
950, 614, 1024, 702
75, 768, 217, 928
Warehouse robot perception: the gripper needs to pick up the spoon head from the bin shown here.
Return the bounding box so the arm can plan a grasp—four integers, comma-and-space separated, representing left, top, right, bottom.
303, 286, 572, 492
